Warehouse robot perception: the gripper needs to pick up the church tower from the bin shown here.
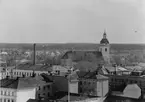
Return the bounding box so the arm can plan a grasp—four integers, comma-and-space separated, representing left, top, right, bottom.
99, 30, 110, 64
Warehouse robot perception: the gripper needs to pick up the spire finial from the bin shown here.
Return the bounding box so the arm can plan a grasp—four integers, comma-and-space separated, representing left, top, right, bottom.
103, 29, 107, 39
104, 29, 106, 33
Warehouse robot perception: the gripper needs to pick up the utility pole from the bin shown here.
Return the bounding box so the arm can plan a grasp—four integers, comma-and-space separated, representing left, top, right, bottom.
101, 80, 103, 98
33, 43, 36, 65
68, 71, 72, 102
68, 76, 70, 102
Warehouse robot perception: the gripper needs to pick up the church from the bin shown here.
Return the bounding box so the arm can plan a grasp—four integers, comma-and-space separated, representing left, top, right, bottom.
61, 31, 111, 67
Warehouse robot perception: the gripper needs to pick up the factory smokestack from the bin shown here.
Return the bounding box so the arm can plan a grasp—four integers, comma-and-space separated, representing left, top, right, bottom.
33, 43, 36, 65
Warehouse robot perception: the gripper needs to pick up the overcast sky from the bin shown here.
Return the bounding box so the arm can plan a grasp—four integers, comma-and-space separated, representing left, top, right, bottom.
0, 0, 145, 43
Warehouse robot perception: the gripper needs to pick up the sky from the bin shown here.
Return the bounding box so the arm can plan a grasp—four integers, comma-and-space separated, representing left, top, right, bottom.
0, 0, 145, 44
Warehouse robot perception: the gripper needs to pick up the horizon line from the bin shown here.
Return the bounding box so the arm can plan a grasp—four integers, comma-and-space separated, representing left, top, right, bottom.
0, 42, 145, 45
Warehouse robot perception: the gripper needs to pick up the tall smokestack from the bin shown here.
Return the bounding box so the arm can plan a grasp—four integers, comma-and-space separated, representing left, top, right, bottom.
33, 43, 36, 65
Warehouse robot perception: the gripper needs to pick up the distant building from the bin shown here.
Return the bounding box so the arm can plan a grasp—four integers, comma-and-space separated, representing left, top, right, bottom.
0, 78, 18, 102
105, 73, 145, 99
6, 63, 51, 78
61, 31, 110, 67
0, 61, 8, 80
99, 30, 110, 64
0, 76, 53, 102
77, 71, 109, 97
51, 65, 72, 76
58, 93, 106, 102
61, 50, 104, 67
105, 65, 130, 75
41, 73, 79, 94
0, 70, 7, 80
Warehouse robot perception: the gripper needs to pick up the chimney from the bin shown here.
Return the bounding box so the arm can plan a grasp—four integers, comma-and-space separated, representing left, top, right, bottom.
114, 64, 117, 75
33, 43, 36, 65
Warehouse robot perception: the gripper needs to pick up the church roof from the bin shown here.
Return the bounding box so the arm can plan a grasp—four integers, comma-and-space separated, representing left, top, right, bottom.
100, 38, 109, 44
61, 50, 104, 63
100, 30, 109, 44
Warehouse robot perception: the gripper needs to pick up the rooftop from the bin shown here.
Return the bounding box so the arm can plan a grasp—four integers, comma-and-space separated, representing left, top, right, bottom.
27, 99, 50, 102
59, 93, 100, 102
0, 74, 52, 90
77, 71, 108, 80
16, 63, 52, 71
61, 50, 104, 63
105, 66, 129, 72
100, 31, 109, 44
17, 76, 52, 90
100, 38, 109, 44
0, 78, 19, 89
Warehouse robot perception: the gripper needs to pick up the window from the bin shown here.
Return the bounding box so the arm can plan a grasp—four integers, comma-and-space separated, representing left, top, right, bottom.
84, 81, 86, 85
8, 92, 10, 96
4, 91, 6, 95
38, 86, 41, 90
80, 81, 82, 85
11, 99, 14, 102
14, 72, 16, 75
48, 93, 50, 97
4, 99, 6, 102
38, 94, 40, 98
8, 99, 10, 102
19, 72, 21, 76
105, 48, 107, 52
80, 88, 82, 93
43, 86, 45, 90
26, 72, 28, 76
12, 92, 14, 96
1, 91, 3, 95
47, 85, 50, 89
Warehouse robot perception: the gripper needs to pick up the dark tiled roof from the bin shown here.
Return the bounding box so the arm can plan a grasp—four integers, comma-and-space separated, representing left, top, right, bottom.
27, 99, 50, 102
0, 78, 19, 89
77, 71, 108, 80
16, 63, 52, 71
100, 38, 109, 44
40, 74, 70, 92
40, 73, 53, 82
17, 76, 51, 90
76, 71, 89, 78
61, 50, 103, 62
59, 95, 88, 101
59, 93, 99, 102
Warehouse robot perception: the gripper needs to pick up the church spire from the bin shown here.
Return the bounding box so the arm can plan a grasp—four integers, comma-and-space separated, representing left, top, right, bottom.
100, 29, 109, 44
103, 29, 107, 39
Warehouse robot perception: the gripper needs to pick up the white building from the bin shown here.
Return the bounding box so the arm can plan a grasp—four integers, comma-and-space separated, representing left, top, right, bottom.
5, 64, 51, 78
0, 76, 53, 102
0, 78, 19, 102
0, 70, 7, 80
0, 62, 8, 80
51, 65, 72, 76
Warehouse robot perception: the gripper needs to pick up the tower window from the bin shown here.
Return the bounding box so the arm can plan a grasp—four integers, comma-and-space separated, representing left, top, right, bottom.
105, 48, 107, 52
